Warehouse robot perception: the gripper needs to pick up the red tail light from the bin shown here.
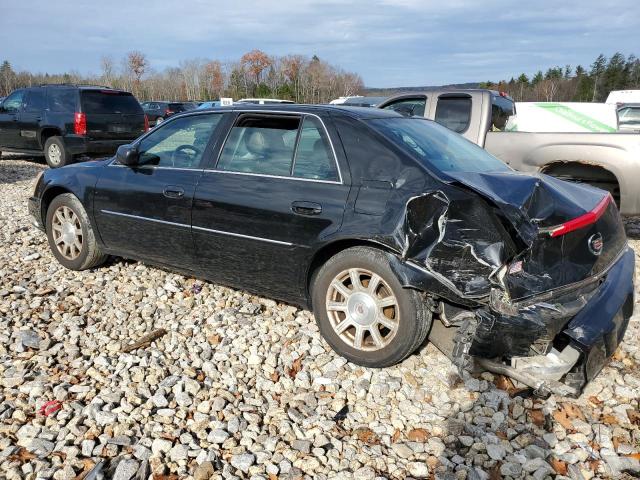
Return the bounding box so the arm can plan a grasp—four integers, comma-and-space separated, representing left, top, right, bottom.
144, 114, 149, 132
544, 194, 611, 237
165, 109, 172, 115
74, 112, 87, 136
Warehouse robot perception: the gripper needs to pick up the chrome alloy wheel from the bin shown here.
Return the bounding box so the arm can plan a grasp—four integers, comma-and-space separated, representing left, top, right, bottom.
51, 206, 83, 260
326, 268, 400, 351
48, 143, 62, 166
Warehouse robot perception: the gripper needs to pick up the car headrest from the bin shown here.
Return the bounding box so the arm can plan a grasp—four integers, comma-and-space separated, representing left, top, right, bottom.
246, 130, 268, 155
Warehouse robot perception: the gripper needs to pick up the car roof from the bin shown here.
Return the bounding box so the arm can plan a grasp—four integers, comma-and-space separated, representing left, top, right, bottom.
31, 84, 131, 93
190, 103, 403, 119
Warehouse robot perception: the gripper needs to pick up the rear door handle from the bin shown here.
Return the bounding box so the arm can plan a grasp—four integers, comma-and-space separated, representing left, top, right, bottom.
291, 201, 322, 216
163, 186, 184, 198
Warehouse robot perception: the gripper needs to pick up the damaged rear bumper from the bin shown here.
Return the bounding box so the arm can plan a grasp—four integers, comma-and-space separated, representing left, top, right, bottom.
452, 247, 635, 397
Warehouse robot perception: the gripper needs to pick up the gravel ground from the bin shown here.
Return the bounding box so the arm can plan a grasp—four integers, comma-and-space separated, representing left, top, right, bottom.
1, 156, 639, 480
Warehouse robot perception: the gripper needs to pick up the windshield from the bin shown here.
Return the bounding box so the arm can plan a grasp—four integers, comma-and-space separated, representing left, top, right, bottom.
368, 117, 511, 174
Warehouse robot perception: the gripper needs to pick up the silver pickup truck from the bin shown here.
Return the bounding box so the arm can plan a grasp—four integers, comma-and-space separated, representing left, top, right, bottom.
378, 90, 640, 215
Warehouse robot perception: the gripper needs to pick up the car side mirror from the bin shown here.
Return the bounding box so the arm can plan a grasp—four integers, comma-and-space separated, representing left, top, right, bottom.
116, 144, 140, 166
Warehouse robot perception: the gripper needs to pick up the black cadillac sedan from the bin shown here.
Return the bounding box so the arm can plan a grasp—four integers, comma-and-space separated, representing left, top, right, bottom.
29, 105, 634, 396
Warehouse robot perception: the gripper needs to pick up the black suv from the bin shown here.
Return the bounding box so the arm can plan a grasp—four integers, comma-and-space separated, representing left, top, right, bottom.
141, 101, 197, 126
0, 85, 147, 168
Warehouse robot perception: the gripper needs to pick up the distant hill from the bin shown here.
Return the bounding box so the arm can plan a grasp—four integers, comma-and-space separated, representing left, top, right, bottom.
364, 82, 480, 96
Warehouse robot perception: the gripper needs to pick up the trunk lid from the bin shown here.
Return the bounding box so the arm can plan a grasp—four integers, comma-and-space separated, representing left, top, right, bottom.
445, 170, 627, 300
80, 90, 146, 140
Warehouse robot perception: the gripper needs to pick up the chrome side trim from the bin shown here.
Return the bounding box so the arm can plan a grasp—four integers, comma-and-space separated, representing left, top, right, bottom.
100, 209, 190, 228
108, 163, 204, 172
192, 225, 293, 246
99, 209, 293, 246
204, 169, 342, 185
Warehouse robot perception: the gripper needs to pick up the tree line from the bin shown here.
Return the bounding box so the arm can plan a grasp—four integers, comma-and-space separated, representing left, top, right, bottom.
0, 50, 365, 103
481, 52, 640, 102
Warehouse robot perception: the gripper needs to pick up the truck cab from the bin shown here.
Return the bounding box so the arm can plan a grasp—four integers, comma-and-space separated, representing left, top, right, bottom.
379, 89, 640, 215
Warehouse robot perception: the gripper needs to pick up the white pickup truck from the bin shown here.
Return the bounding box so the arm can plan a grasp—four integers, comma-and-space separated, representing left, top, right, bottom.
378, 90, 640, 215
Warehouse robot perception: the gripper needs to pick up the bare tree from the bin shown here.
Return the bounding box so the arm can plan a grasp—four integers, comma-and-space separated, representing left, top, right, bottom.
240, 49, 272, 88
100, 56, 115, 86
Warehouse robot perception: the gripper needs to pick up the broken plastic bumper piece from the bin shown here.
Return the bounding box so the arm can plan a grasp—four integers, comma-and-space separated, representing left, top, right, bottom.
470, 247, 635, 396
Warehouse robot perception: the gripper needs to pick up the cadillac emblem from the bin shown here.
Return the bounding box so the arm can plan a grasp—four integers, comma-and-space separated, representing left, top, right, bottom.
588, 233, 604, 256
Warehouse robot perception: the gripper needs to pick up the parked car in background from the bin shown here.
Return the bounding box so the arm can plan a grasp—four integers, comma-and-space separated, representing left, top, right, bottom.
617, 103, 640, 132
379, 89, 640, 215
235, 98, 294, 105
341, 96, 387, 107
0, 84, 147, 167
606, 90, 640, 105
197, 101, 222, 109
330, 96, 364, 105
29, 104, 633, 396
141, 101, 197, 126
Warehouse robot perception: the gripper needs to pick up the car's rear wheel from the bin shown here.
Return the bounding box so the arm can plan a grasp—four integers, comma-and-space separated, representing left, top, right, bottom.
46, 193, 108, 270
44, 137, 72, 168
312, 246, 432, 367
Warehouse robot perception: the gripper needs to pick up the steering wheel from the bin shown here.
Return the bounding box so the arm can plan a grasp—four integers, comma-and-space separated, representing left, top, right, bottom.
171, 144, 201, 168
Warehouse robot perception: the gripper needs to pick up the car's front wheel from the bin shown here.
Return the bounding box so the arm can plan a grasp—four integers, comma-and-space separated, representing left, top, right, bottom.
312, 246, 432, 367
45, 193, 108, 270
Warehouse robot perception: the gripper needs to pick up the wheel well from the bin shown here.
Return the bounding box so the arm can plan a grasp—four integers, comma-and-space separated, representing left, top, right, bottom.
305, 238, 395, 305
40, 128, 62, 149
540, 162, 620, 205
40, 187, 72, 225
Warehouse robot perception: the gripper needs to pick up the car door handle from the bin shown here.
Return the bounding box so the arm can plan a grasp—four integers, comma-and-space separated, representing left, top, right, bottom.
163, 186, 184, 198
291, 201, 322, 216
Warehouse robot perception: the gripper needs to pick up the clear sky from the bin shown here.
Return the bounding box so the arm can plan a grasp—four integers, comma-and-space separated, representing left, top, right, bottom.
1, 0, 638, 88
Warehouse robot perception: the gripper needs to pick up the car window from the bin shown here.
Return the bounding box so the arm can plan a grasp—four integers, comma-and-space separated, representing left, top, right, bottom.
491, 95, 515, 131
619, 107, 640, 125
369, 117, 510, 174
47, 89, 77, 113
292, 116, 338, 181
81, 91, 142, 114
434, 96, 472, 133
24, 90, 47, 113
382, 97, 426, 117
2, 90, 24, 113
217, 115, 300, 176
136, 114, 222, 169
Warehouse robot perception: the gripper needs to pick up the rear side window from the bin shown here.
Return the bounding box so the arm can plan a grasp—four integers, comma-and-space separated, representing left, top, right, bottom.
47, 89, 77, 113
81, 91, 142, 114
24, 90, 47, 113
619, 107, 640, 125
218, 115, 300, 176
434, 96, 472, 133
292, 117, 338, 181
491, 95, 515, 131
382, 97, 426, 117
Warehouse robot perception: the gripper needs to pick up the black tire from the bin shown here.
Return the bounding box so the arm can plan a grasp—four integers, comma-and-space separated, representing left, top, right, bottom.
44, 136, 72, 168
311, 246, 432, 367
45, 193, 108, 270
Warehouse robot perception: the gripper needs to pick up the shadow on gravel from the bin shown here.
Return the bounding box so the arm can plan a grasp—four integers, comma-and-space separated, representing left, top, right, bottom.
0, 155, 46, 185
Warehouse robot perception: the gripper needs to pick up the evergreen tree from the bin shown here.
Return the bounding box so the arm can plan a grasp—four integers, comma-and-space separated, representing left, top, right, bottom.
590, 54, 607, 101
